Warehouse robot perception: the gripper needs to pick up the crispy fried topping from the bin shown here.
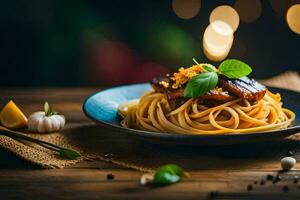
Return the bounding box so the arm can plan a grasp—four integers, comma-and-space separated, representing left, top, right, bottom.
159, 81, 169, 88
170, 65, 205, 89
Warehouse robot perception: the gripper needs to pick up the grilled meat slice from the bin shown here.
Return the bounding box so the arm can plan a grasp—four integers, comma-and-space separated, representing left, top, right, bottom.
201, 90, 236, 101
166, 88, 235, 102
219, 76, 266, 101
166, 88, 235, 109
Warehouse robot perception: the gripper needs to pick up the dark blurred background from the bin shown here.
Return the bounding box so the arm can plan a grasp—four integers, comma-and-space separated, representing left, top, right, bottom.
1, 0, 299, 87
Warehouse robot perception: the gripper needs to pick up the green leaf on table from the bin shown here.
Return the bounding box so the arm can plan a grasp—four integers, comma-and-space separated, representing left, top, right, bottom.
184, 72, 218, 98
59, 148, 81, 159
219, 59, 252, 79
153, 164, 184, 185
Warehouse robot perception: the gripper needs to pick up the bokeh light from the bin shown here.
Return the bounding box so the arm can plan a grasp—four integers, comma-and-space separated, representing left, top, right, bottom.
211, 20, 234, 36
172, 0, 201, 19
203, 21, 234, 62
286, 4, 300, 35
209, 5, 239, 32
234, 0, 262, 22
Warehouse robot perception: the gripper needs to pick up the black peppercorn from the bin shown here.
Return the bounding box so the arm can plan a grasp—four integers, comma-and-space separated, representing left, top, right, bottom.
260, 180, 265, 185
247, 185, 253, 191
254, 181, 258, 184
106, 173, 115, 180
283, 185, 289, 192
294, 176, 298, 184
272, 175, 281, 184
266, 174, 274, 181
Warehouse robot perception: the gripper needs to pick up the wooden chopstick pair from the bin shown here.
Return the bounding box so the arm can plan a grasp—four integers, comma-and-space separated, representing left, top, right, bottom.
0, 126, 81, 159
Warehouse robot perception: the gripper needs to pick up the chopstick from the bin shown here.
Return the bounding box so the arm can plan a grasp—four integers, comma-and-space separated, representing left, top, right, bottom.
0, 126, 81, 159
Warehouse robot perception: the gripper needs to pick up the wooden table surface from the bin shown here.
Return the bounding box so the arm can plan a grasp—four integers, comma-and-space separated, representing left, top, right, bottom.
1, 88, 300, 200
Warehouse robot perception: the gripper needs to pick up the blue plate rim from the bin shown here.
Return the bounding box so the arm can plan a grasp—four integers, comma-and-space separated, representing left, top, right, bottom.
82, 83, 300, 140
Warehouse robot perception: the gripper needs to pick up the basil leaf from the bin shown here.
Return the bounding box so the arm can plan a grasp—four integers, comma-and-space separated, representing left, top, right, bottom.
184, 72, 218, 98
153, 164, 183, 185
202, 65, 215, 72
219, 59, 252, 79
59, 148, 81, 160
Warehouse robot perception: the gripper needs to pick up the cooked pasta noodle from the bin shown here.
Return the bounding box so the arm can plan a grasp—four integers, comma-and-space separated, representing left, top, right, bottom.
120, 90, 295, 134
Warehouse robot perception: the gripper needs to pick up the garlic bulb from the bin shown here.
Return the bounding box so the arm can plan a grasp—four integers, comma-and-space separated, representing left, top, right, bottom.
28, 102, 65, 133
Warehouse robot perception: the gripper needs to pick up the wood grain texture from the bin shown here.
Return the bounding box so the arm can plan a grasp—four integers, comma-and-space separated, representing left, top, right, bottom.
0, 88, 300, 200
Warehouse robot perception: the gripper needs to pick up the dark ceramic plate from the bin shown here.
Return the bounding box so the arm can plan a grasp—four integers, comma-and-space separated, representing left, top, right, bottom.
83, 83, 300, 146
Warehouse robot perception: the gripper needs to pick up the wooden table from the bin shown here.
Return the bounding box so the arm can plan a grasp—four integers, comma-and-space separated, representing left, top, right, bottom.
1, 88, 300, 200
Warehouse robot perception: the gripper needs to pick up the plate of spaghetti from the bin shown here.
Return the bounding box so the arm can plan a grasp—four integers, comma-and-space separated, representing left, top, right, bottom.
83, 59, 300, 145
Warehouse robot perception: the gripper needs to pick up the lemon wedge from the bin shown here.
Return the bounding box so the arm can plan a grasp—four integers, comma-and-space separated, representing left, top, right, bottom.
0, 100, 28, 129
118, 99, 139, 118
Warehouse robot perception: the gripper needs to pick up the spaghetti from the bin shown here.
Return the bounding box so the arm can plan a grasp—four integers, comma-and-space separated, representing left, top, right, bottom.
120, 90, 295, 134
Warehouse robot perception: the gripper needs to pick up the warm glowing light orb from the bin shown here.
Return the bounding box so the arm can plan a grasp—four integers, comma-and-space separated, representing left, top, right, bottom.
203, 22, 234, 62
211, 20, 234, 36
234, 0, 262, 22
172, 0, 201, 19
286, 4, 300, 35
209, 5, 239, 32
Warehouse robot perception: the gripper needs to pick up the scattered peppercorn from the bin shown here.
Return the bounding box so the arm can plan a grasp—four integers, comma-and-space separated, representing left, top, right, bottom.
283, 185, 289, 192
253, 181, 258, 184
106, 173, 115, 180
260, 180, 266, 185
247, 185, 253, 191
272, 176, 281, 184
266, 174, 274, 181
294, 176, 298, 184
286, 151, 294, 157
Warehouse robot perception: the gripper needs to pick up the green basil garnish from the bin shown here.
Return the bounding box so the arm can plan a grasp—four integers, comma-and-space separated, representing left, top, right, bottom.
153, 164, 184, 185
184, 72, 218, 98
219, 59, 252, 79
184, 58, 253, 98
202, 65, 215, 72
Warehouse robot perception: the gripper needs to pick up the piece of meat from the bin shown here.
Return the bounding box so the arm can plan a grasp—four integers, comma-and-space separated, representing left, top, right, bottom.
166, 88, 236, 109
201, 90, 236, 101
166, 88, 235, 102
219, 76, 266, 101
